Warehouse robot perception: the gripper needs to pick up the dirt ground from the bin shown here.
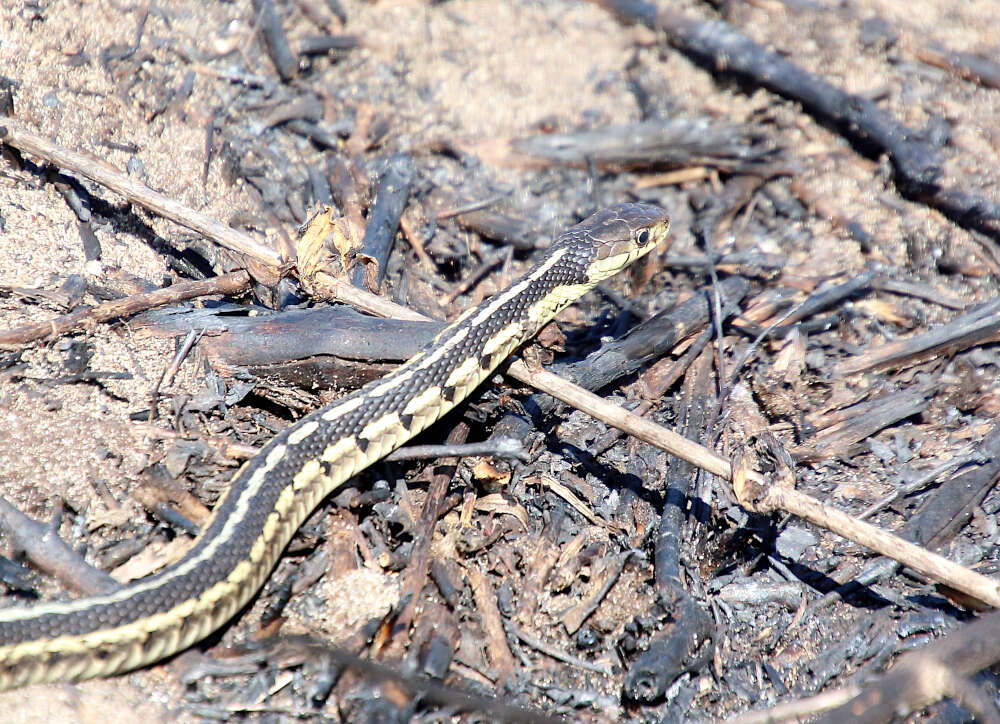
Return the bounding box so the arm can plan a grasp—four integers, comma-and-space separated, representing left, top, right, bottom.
1, 0, 1000, 722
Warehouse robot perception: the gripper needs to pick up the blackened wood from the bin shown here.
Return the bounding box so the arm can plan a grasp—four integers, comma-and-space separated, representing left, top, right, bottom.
625, 348, 715, 702
136, 304, 440, 365
428, 558, 463, 608
78, 222, 102, 263
386, 438, 529, 463
791, 388, 931, 463
411, 602, 459, 679
99, 3, 149, 65
689, 174, 768, 247
595, 2, 938, 188
252, 0, 298, 81
388, 424, 468, 651
297, 34, 362, 56
556, 276, 750, 393
85, 266, 159, 300
135, 304, 440, 392
916, 43, 1000, 91
493, 276, 750, 442
50, 172, 92, 223
0, 270, 251, 347
738, 266, 878, 338
512, 118, 772, 170
0, 497, 120, 595
514, 510, 565, 625
817, 609, 1000, 724
260, 95, 324, 129
594, 1, 1000, 230
350, 154, 415, 290
453, 208, 539, 251
835, 296, 1000, 374
286, 118, 354, 149
900, 425, 1000, 550
872, 277, 966, 310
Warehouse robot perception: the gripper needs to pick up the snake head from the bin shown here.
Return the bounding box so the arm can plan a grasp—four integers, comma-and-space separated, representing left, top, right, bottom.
553, 202, 671, 285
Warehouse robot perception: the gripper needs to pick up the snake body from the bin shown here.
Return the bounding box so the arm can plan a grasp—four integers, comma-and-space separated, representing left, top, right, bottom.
0, 203, 669, 689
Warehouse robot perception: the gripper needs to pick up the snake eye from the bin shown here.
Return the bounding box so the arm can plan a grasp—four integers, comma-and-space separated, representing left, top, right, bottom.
636, 229, 650, 246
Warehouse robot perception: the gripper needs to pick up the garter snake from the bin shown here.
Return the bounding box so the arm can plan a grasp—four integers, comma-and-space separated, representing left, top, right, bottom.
0, 202, 670, 689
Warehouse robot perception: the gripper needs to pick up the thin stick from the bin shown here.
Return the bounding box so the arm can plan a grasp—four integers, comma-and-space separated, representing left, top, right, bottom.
742, 483, 1000, 607
0, 120, 283, 271
296, 250, 1000, 609
504, 621, 613, 675
509, 360, 732, 478
726, 685, 862, 723
465, 566, 516, 680
385, 437, 530, 463
0, 270, 250, 347
312, 273, 428, 322
0, 497, 120, 595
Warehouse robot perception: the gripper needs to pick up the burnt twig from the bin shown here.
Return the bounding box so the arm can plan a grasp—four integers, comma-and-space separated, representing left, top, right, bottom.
0, 270, 251, 348
510, 118, 774, 170
0, 497, 119, 595
251, 0, 297, 81
390, 424, 468, 641
835, 296, 1000, 374
625, 349, 715, 703
817, 610, 1000, 724
450, 206, 540, 251
386, 437, 530, 463
593, 1, 1000, 230
351, 154, 415, 291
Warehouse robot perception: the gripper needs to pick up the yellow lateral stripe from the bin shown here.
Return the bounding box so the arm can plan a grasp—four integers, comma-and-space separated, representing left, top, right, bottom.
358, 412, 404, 444
0, 204, 670, 690
444, 356, 480, 389
402, 385, 442, 417
321, 395, 364, 421
470, 249, 566, 327
287, 420, 319, 445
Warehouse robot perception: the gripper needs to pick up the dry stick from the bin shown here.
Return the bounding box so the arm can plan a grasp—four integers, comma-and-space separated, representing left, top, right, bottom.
385, 438, 530, 463
504, 621, 613, 676
834, 295, 1000, 374
465, 567, 516, 681
391, 423, 468, 640
816, 609, 1000, 724
0, 270, 251, 347
310, 279, 1000, 608
727, 685, 863, 724
0, 497, 120, 596
317, 275, 428, 322
512, 368, 998, 608
732, 465, 1000, 608
350, 153, 415, 290
0, 119, 284, 273
250, 0, 297, 82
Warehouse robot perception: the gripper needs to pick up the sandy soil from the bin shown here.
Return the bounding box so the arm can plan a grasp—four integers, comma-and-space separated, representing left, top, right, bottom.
1, 0, 999, 721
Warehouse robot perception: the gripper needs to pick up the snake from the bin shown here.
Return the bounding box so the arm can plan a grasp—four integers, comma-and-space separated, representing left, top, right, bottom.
0, 202, 670, 689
